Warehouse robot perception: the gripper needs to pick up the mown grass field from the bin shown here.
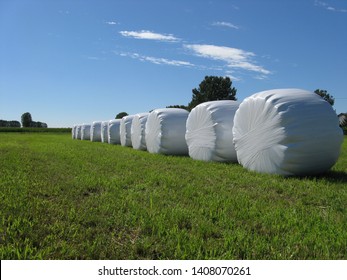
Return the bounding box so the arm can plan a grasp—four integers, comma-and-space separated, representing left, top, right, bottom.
0, 132, 346, 260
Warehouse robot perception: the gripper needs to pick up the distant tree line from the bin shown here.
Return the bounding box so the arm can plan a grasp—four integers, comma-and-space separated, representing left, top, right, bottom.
0, 120, 21, 127
21, 112, 48, 128
1, 113, 48, 128
29, 121, 48, 128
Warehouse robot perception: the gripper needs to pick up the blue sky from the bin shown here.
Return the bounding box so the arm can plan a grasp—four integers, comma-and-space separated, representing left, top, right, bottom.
1, 0, 346, 127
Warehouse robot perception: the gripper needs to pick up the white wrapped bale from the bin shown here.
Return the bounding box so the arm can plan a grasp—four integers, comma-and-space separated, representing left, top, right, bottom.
131, 113, 149, 150
91, 121, 102, 142
186, 100, 240, 162
76, 125, 82, 140
81, 124, 91, 140
120, 115, 135, 147
101, 121, 109, 143
108, 119, 121, 144
145, 108, 189, 155
72, 125, 76, 139
233, 88, 343, 175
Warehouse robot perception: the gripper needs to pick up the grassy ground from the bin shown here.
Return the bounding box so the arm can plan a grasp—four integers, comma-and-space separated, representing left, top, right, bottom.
0, 133, 346, 259
0, 127, 71, 133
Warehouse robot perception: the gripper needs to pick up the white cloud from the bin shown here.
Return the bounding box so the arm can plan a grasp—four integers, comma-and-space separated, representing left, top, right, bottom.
184, 44, 271, 76
119, 30, 180, 42
225, 70, 241, 81
106, 21, 118, 25
212, 21, 239, 29
119, 52, 194, 67
314, 0, 347, 13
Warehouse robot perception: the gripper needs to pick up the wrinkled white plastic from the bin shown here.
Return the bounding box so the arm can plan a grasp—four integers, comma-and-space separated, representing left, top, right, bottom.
339, 114, 347, 127
76, 125, 82, 140
81, 124, 91, 140
101, 121, 109, 143
186, 100, 240, 162
91, 121, 102, 142
131, 113, 149, 150
233, 88, 343, 175
72, 125, 76, 139
120, 115, 135, 147
108, 119, 121, 144
145, 108, 189, 155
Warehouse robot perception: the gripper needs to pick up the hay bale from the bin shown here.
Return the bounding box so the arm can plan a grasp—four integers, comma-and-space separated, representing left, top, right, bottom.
72, 125, 76, 139
76, 125, 82, 140
131, 113, 149, 150
145, 108, 189, 155
81, 124, 91, 140
101, 121, 109, 143
233, 88, 343, 175
108, 119, 121, 144
120, 115, 135, 147
186, 100, 240, 162
91, 121, 102, 142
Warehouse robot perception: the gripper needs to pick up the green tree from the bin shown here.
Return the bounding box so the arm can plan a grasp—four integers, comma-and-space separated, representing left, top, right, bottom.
21, 112, 32, 127
314, 89, 334, 106
166, 105, 189, 111
188, 76, 237, 110
115, 112, 128, 119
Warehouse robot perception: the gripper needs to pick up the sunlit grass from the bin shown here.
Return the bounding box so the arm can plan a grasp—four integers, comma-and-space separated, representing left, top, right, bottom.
0, 133, 346, 259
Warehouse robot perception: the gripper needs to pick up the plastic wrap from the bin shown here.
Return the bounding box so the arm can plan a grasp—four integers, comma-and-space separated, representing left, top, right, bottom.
120, 115, 135, 147
76, 125, 82, 140
233, 88, 343, 175
81, 124, 91, 140
145, 108, 189, 155
90, 121, 102, 142
186, 100, 240, 162
131, 113, 149, 150
108, 119, 121, 144
72, 125, 76, 139
101, 121, 109, 143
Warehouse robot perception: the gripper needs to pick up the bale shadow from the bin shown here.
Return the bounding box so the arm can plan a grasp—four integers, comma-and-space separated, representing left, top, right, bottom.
297, 170, 347, 184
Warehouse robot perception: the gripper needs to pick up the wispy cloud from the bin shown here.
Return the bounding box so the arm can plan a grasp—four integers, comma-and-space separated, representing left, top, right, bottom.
119, 30, 180, 42
184, 44, 271, 76
314, 0, 347, 13
106, 21, 118, 25
212, 21, 239, 29
119, 52, 194, 67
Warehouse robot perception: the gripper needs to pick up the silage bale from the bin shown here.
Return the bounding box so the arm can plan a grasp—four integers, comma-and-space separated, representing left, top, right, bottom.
101, 121, 109, 143
131, 113, 149, 150
72, 125, 76, 139
76, 125, 82, 140
120, 115, 135, 147
91, 121, 102, 142
232, 88, 343, 175
81, 124, 91, 140
186, 100, 240, 162
108, 119, 121, 144
145, 108, 189, 155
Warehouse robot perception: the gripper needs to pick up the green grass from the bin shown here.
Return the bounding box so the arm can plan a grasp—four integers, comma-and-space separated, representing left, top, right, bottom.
0, 127, 71, 133
0, 133, 346, 259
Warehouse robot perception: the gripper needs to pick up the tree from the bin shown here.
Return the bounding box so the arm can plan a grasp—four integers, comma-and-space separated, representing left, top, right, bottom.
115, 112, 128, 119
166, 105, 189, 111
188, 76, 237, 110
314, 89, 334, 106
21, 112, 32, 127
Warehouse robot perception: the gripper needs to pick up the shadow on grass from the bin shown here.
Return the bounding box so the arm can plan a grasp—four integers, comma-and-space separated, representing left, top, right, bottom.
299, 171, 347, 184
